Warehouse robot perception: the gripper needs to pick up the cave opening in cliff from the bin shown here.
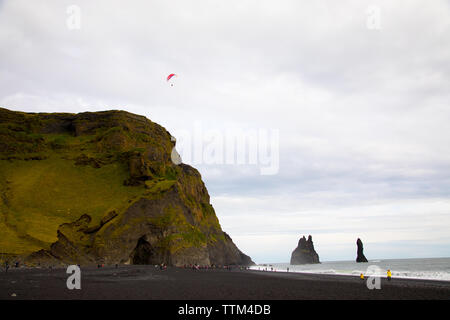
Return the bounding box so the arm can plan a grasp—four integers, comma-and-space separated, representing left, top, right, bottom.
131, 236, 155, 264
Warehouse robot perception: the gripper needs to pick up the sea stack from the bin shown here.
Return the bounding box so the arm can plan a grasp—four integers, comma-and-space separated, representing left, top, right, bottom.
356, 238, 368, 262
290, 235, 320, 265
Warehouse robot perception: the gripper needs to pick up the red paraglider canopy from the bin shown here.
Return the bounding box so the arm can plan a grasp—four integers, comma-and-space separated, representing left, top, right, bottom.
167, 73, 176, 81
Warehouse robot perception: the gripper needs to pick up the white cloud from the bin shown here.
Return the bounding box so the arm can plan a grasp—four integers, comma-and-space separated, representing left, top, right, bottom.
1, 0, 450, 261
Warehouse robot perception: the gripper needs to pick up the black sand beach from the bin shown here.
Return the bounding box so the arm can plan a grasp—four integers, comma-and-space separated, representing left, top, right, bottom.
1, 265, 449, 300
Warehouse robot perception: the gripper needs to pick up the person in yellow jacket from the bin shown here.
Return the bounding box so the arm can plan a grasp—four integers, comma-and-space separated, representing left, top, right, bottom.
387, 269, 392, 281
360, 273, 364, 280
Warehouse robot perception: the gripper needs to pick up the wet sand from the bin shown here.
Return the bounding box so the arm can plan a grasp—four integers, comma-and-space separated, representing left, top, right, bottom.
0, 265, 449, 300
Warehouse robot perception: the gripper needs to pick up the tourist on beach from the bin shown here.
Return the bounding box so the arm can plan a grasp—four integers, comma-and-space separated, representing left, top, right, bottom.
387, 269, 392, 281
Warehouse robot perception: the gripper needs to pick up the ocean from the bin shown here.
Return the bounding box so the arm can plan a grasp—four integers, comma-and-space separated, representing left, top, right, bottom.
250, 257, 450, 281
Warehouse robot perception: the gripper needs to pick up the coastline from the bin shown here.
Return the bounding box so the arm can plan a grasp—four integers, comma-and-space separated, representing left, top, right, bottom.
1, 265, 449, 300
251, 267, 450, 283
250, 257, 450, 282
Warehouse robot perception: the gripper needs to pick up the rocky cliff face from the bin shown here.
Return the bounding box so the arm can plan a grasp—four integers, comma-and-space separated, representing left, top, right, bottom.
0, 107, 253, 266
356, 238, 368, 262
290, 235, 320, 265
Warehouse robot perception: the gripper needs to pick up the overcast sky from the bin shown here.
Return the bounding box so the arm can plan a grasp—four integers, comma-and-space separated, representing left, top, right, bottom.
1, 0, 450, 263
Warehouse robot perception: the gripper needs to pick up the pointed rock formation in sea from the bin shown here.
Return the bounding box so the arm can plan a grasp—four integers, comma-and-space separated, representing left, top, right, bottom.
290, 235, 320, 265
356, 238, 368, 262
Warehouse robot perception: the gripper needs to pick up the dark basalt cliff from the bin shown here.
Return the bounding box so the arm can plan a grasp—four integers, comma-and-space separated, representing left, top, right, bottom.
356, 238, 368, 263
0, 107, 253, 266
290, 235, 320, 265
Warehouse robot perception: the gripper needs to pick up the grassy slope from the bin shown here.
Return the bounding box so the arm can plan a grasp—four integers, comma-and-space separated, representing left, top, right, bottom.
0, 117, 150, 256
0, 154, 145, 254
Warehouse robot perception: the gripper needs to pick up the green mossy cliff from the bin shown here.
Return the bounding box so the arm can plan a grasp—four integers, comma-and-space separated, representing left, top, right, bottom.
0, 107, 253, 266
